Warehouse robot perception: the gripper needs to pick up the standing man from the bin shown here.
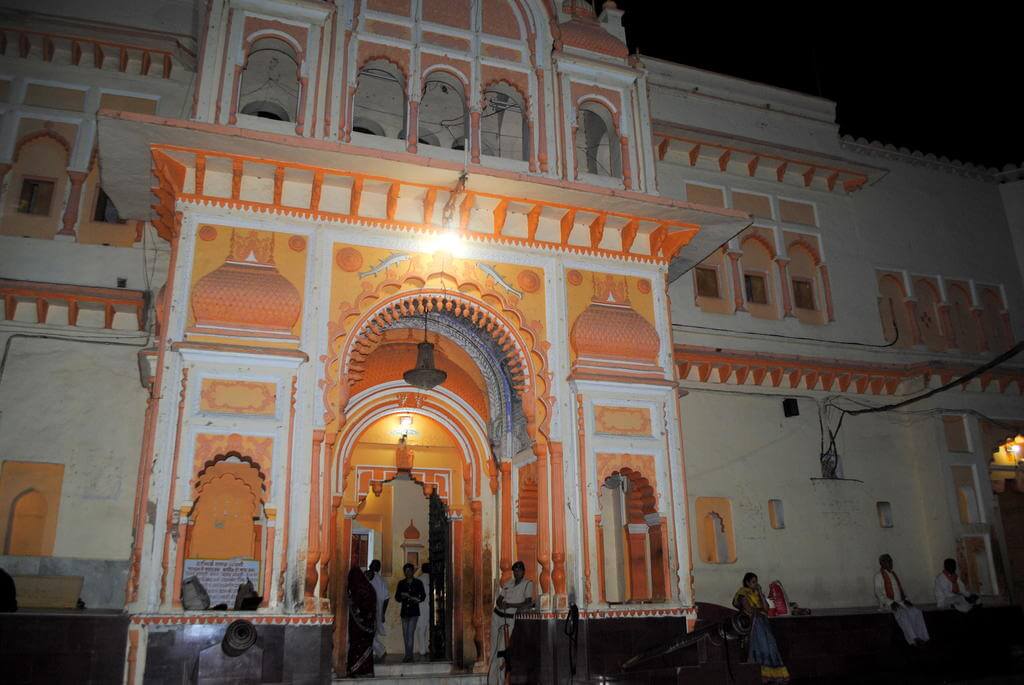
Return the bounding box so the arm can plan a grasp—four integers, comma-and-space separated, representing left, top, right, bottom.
874, 553, 930, 645
934, 558, 979, 613
366, 559, 389, 660
488, 560, 535, 684
395, 562, 427, 662
414, 562, 432, 657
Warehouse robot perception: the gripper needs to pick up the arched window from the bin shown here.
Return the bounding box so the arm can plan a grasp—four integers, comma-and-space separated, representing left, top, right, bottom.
352, 60, 407, 139
1, 132, 71, 239
788, 240, 826, 325
237, 36, 301, 123
419, 70, 468, 149
575, 102, 621, 178
740, 233, 777, 320
877, 274, 914, 348
5, 490, 47, 555
481, 83, 528, 161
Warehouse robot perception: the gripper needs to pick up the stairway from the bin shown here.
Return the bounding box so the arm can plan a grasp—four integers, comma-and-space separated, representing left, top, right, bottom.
336, 656, 486, 684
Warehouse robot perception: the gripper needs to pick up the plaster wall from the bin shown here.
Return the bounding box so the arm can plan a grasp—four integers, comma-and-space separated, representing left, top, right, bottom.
0, 333, 149, 607
999, 179, 1024, 288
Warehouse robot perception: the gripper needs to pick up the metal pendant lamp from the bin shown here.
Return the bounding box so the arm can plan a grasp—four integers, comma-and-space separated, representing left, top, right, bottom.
403, 303, 447, 390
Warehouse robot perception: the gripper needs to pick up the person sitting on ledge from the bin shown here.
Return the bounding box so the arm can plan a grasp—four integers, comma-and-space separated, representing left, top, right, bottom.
934, 558, 979, 613
874, 553, 929, 646
488, 560, 535, 685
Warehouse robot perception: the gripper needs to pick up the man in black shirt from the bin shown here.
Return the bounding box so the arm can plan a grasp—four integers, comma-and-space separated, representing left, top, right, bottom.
395, 562, 427, 662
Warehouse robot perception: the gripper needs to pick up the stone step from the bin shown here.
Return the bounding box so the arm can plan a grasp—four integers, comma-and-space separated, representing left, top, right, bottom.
338, 676, 484, 685
336, 658, 486, 684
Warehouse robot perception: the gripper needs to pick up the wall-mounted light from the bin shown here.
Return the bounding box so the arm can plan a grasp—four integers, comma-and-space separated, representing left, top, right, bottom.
992, 434, 1024, 468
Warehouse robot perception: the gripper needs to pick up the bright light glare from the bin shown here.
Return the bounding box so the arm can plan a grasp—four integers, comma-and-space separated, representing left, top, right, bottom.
424, 230, 465, 257
399, 414, 414, 428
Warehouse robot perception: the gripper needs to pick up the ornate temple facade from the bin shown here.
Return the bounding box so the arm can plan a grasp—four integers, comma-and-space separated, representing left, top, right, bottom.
0, 0, 1022, 682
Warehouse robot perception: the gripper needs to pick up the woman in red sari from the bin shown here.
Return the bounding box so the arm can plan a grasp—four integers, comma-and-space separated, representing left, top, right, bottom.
347, 565, 377, 677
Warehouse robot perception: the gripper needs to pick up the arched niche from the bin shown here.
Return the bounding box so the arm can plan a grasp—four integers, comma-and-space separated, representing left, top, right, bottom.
878, 274, 914, 348
979, 287, 1010, 352
237, 36, 301, 123
352, 60, 407, 139
186, 456, 268, 564
5, 490, 48, 556
787, 240, 826, 325
575, 101, 621, 178
913, 278, 946, 352
596, 467, 666, 604
948, 283, 981, 355
481, 82, 528, 162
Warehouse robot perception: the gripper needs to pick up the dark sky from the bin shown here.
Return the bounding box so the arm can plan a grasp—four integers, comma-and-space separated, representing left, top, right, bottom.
613, 3, 1021, 170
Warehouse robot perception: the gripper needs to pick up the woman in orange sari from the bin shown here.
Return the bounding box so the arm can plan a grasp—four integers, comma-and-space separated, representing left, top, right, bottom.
733, 572, 790, 684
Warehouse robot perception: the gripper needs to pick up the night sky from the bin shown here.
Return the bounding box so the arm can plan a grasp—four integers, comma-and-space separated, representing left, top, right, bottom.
613, 3, 1021, 170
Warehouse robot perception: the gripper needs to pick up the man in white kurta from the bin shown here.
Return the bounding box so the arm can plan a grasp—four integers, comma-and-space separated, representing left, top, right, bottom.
367, 560, 389, 659
874, 554, 929, 645
414, 563, 431, 656
934, 558, 978, 613
488, 561, 535, 684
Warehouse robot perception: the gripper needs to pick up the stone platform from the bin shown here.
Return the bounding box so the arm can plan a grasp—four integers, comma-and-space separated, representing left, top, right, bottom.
508, 603, 1024, 683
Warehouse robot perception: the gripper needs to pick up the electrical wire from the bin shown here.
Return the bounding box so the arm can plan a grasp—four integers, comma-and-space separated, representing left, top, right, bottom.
671, 322, 899, 349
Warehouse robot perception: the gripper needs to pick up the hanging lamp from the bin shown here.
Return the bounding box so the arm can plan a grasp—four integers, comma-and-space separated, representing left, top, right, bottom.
403, 300, 447, 390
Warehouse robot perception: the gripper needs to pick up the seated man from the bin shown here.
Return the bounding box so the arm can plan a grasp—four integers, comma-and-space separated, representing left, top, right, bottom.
874, 553, 929, 645
934, 558, 979, 613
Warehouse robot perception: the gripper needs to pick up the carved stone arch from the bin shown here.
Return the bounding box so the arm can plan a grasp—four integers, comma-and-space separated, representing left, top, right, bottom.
193, 451, 269, 496
327, 281, 552, 441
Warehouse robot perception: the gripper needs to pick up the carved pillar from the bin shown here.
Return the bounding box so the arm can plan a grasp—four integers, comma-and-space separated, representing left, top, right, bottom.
58, 170, 87, 238
535, 68, 549, 173
406, 99, 419, 154
500, 462, 513, 584
295, 75, 308, 135
470, 109, 481, 164
526, 119, 537, 172
262, 508, 277, 606
305, 430, 325, 602
127, 392, 159, 604
160, 368, 189, 607
451, 511, 465, 667
343, 85, 356, 142
333, 512, 354, 675
470, 500, 484, 665
575, 395, 592, 604
548, 441, 567, 603
775, 257, 794, 317
619, 135, 632, 189
534, 440, 551, 598
171, 506, 190, 608
726, 250, 746, 312
320, 433, 337, 600
938, 303, 958, 349
227, 64, 243, 124
819, 264, 836, 322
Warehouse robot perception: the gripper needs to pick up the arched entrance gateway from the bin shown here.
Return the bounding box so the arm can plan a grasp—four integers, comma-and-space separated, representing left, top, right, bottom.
326, 282, 551, 675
